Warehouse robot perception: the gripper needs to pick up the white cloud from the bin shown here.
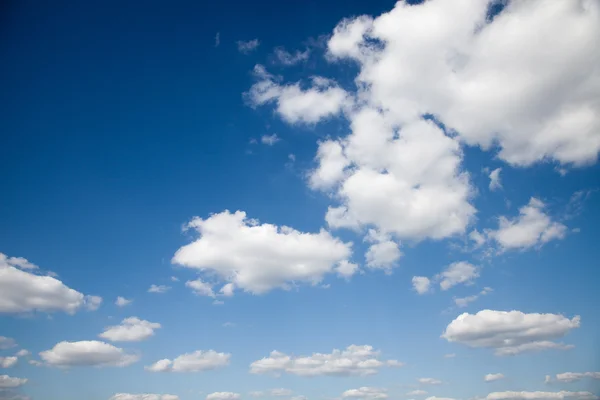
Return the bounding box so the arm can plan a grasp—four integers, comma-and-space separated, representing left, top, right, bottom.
363, 230, 402, 272
186, 279, 215, 298
273, 47, 310, 66
220, 283, 235, 297
489, 168, 502, 191
0, 337, 16, 350
442, 310, 581, 356
425, 397, 455, 400
553, 372, 600, 383
15, 350, 29, 357
238, 39, 260, 54
148, 285, 170, 294
412, 277, 431, 295
245, 65, 349, 124
269, 389, 292, 396
484, 373, 505, 382
39, 340, 139, 367
291, 396, 307, 400
99, 317, 161, 342
250, 344, 401, 376
436, 261, 479, 290
115, 297, 132, 307
172, 210, 353, 294
109, 395, 179, 400
0, 357, 17, 368
443, 353, 456, 358
342, 387, 388, 400
214, 32, 220, 47
309, 140, 350, 190
486, 392, 598, 400
261, 134, 280, 146
488, 198, 567, 251
249, 392, 263, 398
206, 393, 240, 400
419, 378, 442, 385
145, 350, 230, 373
0, 375, 27, 388
407, 391, 428, 396
0, 255, 38, 270
0, 253, 101, 314
454, 287, 493, 308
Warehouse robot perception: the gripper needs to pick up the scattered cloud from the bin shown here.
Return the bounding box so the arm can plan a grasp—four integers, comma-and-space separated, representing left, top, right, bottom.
407, 391, 429, 396
238, 39, 260, 54
0, 375, 27, 388
186, 279, 215, 298
206, 393, 240, 400
273, 47, 310, 66
443, 353, 456, 358
0, 337, 16, 350
412, 277, 431, 295
215, 32, 220, 47
39, 340, 139, 367
148, 285, 170, 294
486, 392, 598, 400
145, 350, 230, 373
99, 317, 161, 342
418, 378, 442, 385
442, 310, 580, 356
0, 253, 101, 314
15, 350, 29, 357
115, 297, 132, 307
172, 210, 353, 294
109, 395, 179, 400
364, 230, 402, 272
484, 373, 505, 382
269, 389, 292, 397
454, 287, 493, 308
489, 168, 502, 191
250, 344, 402, 376
261, 134, 280, 146
342, 387, 388, 400
549, 372, 600, 383
436, 262, 479, 290
0, 357, 18, 368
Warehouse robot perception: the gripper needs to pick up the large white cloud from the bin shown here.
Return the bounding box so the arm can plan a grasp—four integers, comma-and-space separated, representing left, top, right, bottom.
99, 317, 161, 342
442, 310, 580, 356
109, 395, 179, 400
0, 253, 101, 314
145, 350, 230, 373
342, 387, 388, 400
486, 392, 598, 400
249, 344, 402, 376
39, 340, 139, 367
0, 375, 27, 388
172, 210, 353, 294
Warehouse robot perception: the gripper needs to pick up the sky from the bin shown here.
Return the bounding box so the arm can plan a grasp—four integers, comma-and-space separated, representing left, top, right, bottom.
0, 0, 599, 400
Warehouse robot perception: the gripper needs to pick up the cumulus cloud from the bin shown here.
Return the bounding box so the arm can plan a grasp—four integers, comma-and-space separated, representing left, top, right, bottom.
436, 261, 479, 290
148, 285, 170, 294
15, 350, 29, 358
172, 210, 353, 294
489, 168, 502, 191
488, 198, 567, 251
206, 393, 240, 400
418, 378, 442, 385
0, 253, 101, 314
363, 230, 402, 272
115, 297, 132, 307
99, 317, 161, 342
245, 65, 349, 124
486, 392, 598, 400
342, 387, 388, 400
145, 350, 230, 373
309, 140, 350, 191
0, 337, 16, 350
412, 277, 431, 295
0, 357, 17, 368
238, 39, 260, 54
484, 373, 505, 382
0, 375, 27, 388
39, 340, 139, 367
442, 310, 580, 356
109, 395, 179, 400
250, 345, 402, 376
186, 279, 215, 298
454, 287, 493, 308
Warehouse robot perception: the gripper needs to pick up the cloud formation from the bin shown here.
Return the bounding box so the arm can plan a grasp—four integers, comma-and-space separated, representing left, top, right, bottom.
145, 350, 230, 373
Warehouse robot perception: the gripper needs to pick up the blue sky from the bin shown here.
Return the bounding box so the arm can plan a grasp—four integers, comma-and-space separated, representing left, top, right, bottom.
1, 1, 599, 400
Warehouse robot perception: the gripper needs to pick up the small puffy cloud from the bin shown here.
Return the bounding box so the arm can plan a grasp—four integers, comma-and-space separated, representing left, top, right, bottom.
250, 345, 401, 377
145, 350, 230, 373
484, 373, 505, 382
436, 261, 479, 291
342, 387, 388, 400
99, 317, 161, 342
454, 287, 493, 308
39, 340, 139, 367
15, 350, 29, 357
238, 39, 260, 54
186, 279, 215, 298
488, 198, 567, 251
245, 65, 349, 124
0, 375, 27, 388
172, 210, 353, 294
109, 395, 179, 400
0, 253, 101, 314
407, 391, 428, 396
0, 337, 16, 350
412, 277, 431, 295
553, 372, 600, 383
486, 392, 598, 400
273, 47, 310, 66
115, 297, 132, 307
206, 393, 240, 400
419, 378, 442, 385
442, 310, 580, 356
363, 230, 402, 272
489, 168, 502, 191
261, 134, 280, 146
148, 285, 170, 294
0, 357, 18, 368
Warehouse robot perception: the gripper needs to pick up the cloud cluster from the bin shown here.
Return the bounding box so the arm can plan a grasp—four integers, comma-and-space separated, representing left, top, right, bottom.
413, 261, 479, 294
172, 210, 353, 294
39, 340, 139, 367
442, 310, 580, 356
250, 345, 402, 376
145, 350, 230, 373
